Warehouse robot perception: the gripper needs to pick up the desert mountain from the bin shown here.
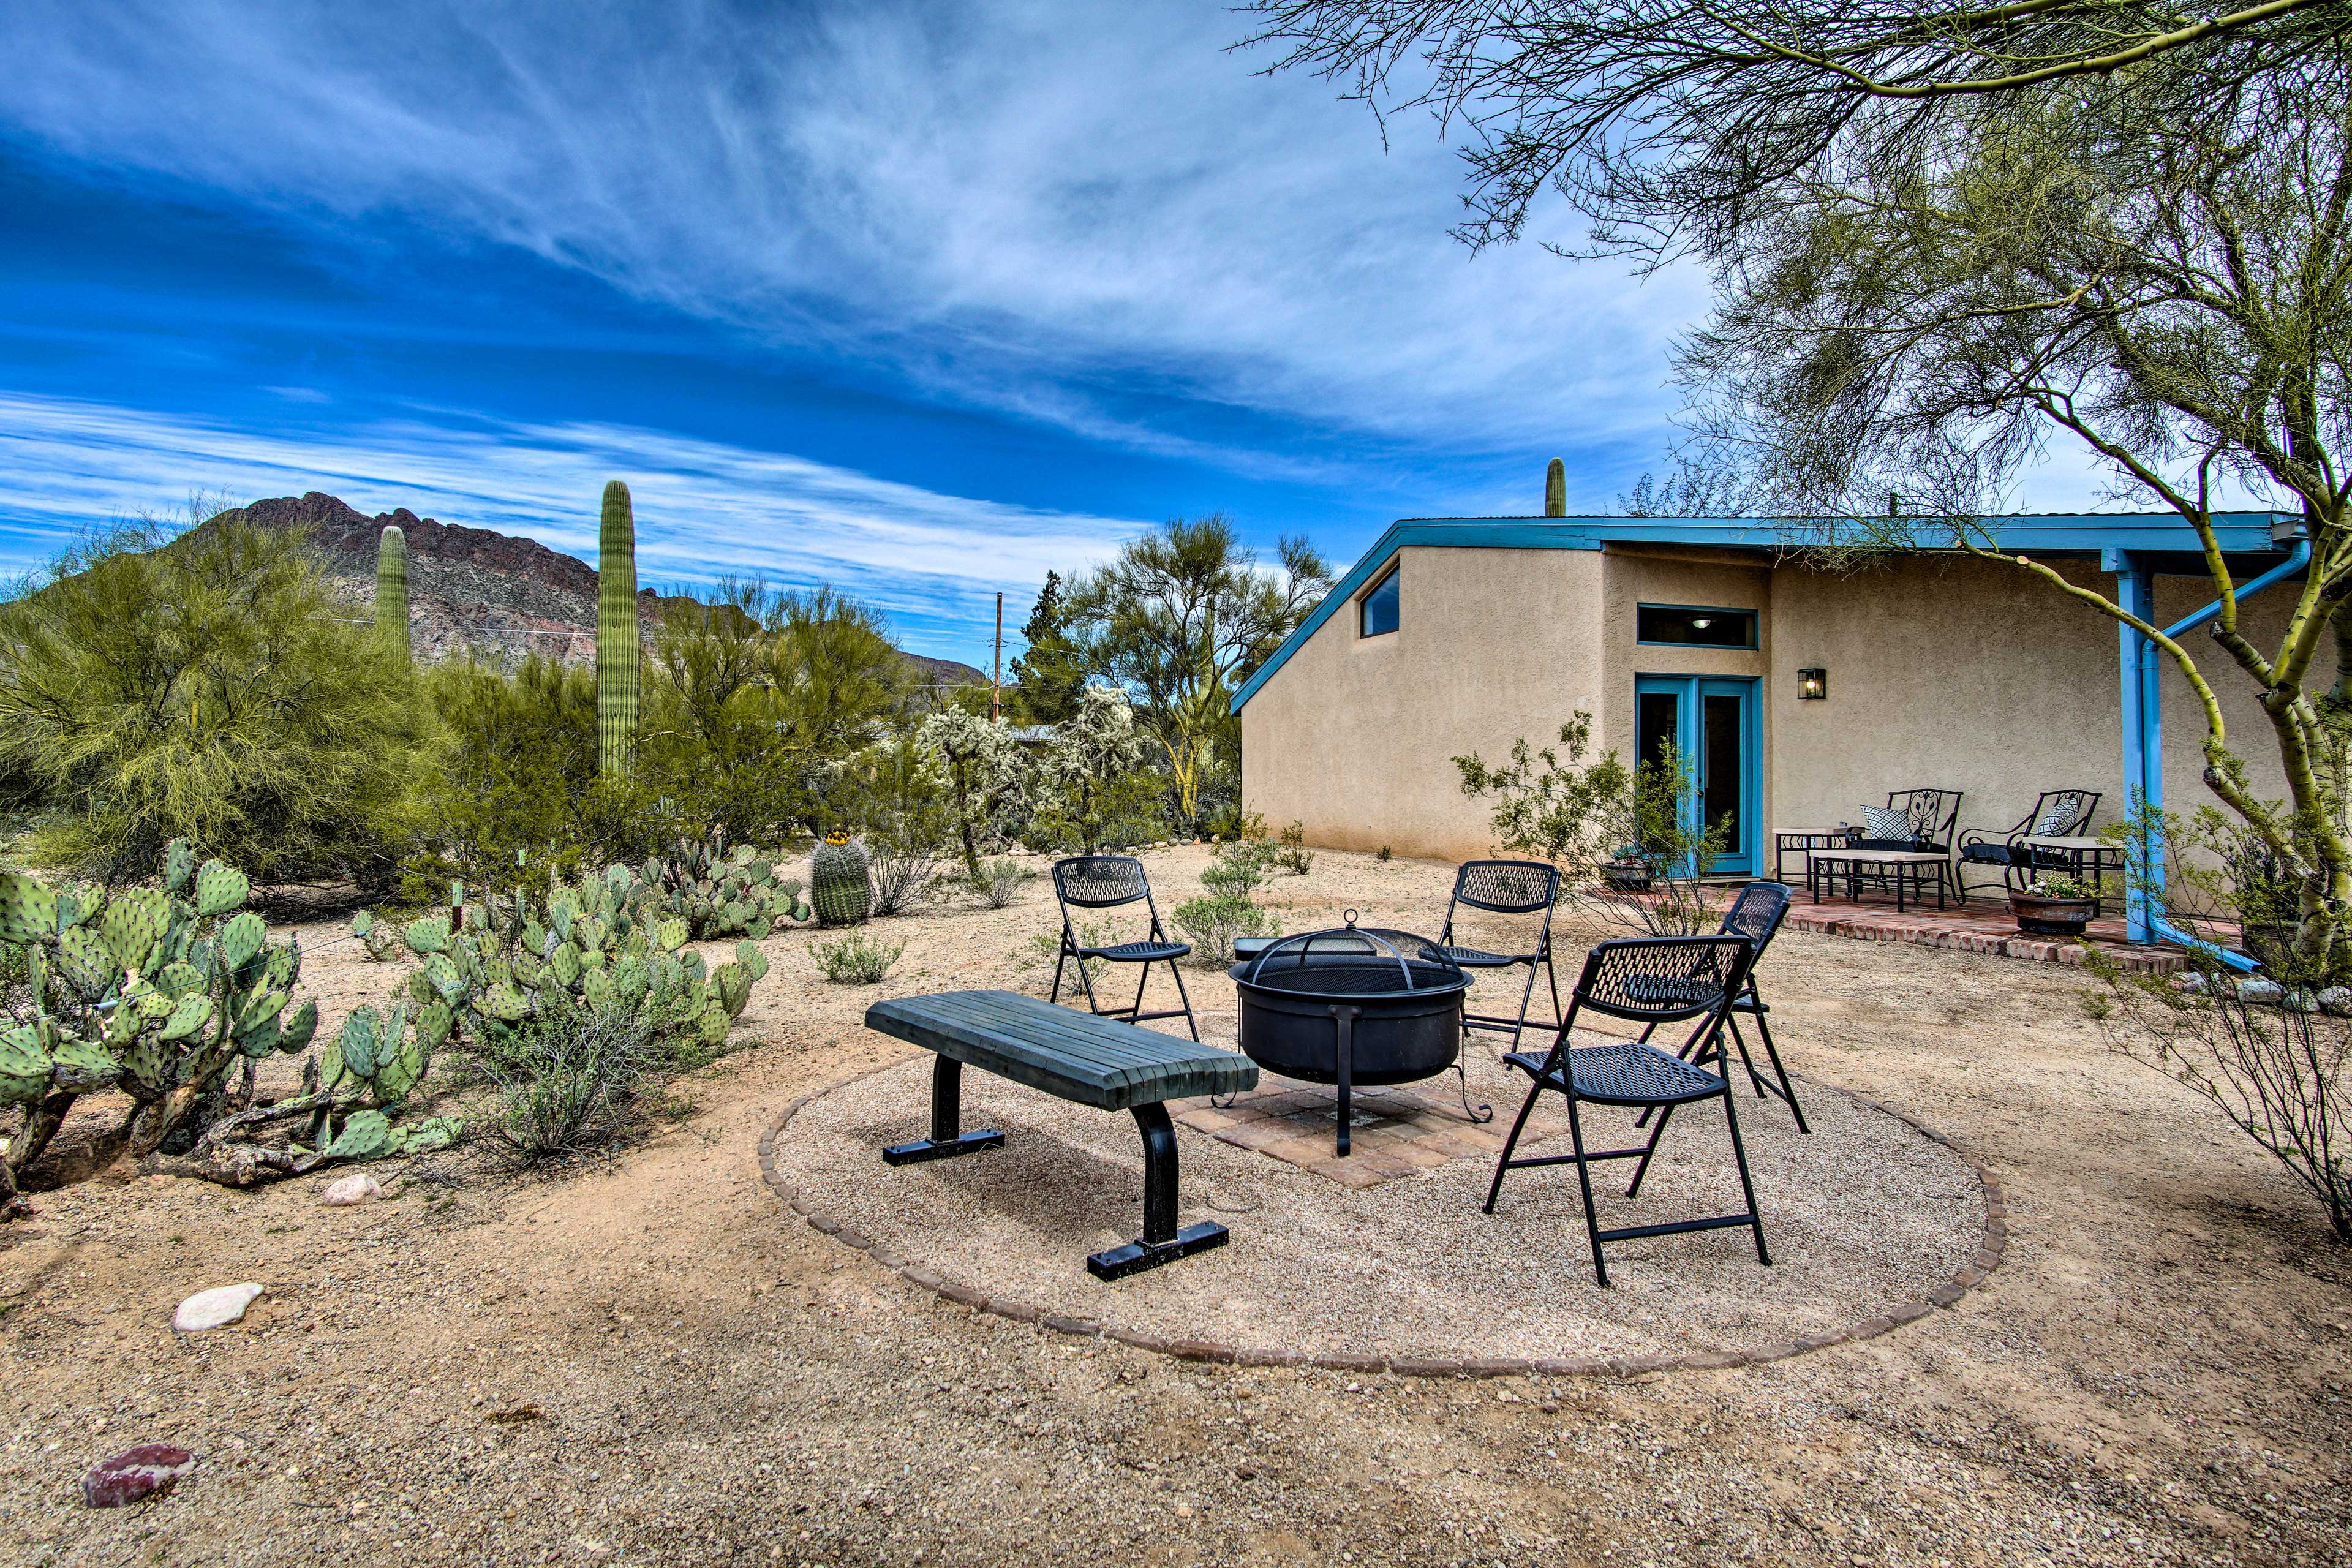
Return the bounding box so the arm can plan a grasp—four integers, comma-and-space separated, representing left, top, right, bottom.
211, 492, 987, 685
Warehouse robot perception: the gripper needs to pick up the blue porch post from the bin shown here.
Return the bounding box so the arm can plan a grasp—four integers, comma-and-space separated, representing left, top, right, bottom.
2106, 548, 2162, 942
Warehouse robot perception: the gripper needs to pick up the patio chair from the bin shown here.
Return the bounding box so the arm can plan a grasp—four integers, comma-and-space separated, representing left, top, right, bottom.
1048, 856, 1199, 1041
1436, 859, 1564, 1049
1482, 935, 1771, 1287
1956, 790, 2101, 903
1634, 881, 1809, 1134
1810, 787, 1963, 909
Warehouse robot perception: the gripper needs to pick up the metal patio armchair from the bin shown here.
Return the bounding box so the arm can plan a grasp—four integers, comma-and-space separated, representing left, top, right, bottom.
1808, 787, 1964, 910
1483, 935, 1772, 1287
1634, 881, 1809, 1134
1956, 789, 2103, 904
1436, 859, 1564, 1049
1048, 856, 1199, 1041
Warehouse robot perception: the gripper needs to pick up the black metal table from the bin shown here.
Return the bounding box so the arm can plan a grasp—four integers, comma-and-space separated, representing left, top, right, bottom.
864, 990, 1258, 1280
1774, 827, 1856, 882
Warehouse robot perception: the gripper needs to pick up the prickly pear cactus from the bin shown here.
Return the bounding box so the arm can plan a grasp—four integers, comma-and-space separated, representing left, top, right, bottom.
810, 835, 872, 927
638, 836, 804, 940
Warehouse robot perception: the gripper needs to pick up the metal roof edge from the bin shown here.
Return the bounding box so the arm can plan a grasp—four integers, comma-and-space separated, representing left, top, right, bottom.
1229, 511, 2296, 714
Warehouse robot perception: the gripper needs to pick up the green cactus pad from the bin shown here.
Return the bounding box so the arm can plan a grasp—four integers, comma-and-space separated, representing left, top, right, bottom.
0, 1024, 54, 1104
715, 962, 749, 1020
325, 1109, 392, 1161
163, 840, 197, 894
217, 911, 266, 973
158, 960, 203, 995
55, 925, 124, 997
735, 941, 770, 984
387, 1115, 463, 1156
656, 917, 688, 953
280, 998, 318, 1054
99, 889, 172, 974
239, 1011, 282, 1057
194, 861, 250, 918
404, 915, 451, 954
415, 1001, 454, 1050
481, 981, 530, 1021
158, 992, 214, 1043
372, 1033, 426, 1105
0, 872, 58, 944
49, 1035, 121, 1093
340, 1008, 383, 1079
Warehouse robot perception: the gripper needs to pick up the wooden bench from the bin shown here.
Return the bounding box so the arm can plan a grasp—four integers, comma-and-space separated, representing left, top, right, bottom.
863, 990, 1259, 1280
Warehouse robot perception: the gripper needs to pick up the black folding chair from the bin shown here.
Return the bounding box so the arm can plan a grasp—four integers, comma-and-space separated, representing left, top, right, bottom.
1048, 856, 1198, 1041
1437, 859, 1563, 1049
1483, 935, 1771, 1287
1635, 881, 1809, 1134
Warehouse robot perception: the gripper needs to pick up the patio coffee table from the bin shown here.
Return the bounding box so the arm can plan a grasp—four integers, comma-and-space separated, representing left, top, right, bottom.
1775, 827, 1857, 881
1808, 847, 1957, 911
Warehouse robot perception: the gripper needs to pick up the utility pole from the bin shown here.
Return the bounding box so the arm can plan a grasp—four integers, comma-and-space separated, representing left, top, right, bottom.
991, 592, 1004, 723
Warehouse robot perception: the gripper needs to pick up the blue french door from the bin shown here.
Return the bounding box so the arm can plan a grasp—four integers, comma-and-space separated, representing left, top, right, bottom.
1632, 676, 1759, 876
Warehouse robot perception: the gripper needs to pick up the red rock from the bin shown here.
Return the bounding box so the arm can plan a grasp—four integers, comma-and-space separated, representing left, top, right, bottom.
81, 1444, 196, 1507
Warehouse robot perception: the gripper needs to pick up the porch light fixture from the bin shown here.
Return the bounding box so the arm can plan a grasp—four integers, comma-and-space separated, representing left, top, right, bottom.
1798, 667, 1828, 701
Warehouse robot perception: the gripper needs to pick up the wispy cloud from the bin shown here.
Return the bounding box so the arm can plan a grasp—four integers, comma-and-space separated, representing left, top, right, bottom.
0, 1, 1703, 464
0, 392, 1136, 659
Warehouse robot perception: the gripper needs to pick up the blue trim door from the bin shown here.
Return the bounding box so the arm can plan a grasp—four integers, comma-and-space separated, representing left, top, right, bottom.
1633, 676, 1760, 876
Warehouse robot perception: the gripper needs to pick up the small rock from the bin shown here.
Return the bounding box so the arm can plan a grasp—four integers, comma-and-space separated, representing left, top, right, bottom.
320, 1173, 381, 1207
173, 1282, 264, 1333
81, 1443, 196, 1507
2236, 978, 2283, 1006
2318, 986, 2352, 1016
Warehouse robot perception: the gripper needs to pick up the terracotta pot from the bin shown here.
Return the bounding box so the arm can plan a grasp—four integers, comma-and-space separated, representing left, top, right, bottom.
2009, 892, 2098, 937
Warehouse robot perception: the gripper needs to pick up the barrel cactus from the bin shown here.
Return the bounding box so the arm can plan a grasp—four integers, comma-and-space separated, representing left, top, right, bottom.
596, 480, 640, 777
375, 524, 410, 659
810, 835, 873, 927
1544, 457, 1567, 518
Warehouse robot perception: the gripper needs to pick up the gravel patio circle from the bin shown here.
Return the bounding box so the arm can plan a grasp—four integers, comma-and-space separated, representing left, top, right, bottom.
762, 1019, 2000, 1374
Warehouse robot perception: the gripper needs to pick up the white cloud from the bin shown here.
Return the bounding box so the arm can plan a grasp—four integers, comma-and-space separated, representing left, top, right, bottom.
0, 392, 1135, 660
0, 1, 1703, 461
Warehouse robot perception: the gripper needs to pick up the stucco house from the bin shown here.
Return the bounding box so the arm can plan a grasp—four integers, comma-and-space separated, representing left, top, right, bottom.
1232, 509, 2315, 938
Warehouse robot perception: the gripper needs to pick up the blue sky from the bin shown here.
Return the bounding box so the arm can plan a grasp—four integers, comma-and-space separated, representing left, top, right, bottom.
0, 1, 2097, 667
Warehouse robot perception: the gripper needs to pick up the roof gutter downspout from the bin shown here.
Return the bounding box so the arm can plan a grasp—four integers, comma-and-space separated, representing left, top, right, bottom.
2106, 533, 2311, 970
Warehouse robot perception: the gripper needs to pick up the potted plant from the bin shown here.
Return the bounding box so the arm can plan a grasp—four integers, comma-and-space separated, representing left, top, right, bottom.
1602, 845, 1653, 892
2008, 875, 2099, 937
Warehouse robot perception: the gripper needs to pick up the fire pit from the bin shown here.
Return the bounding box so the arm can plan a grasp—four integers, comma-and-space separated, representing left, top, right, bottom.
1227, 913, 1486, 1156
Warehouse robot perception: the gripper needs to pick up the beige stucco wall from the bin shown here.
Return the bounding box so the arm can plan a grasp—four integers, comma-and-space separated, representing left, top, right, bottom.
1241, 540, 2327, 867
1238, 546, 1607, 859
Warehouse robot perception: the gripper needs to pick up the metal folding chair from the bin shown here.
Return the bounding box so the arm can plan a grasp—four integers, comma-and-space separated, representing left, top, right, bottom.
1048, 856, 1198, 1041
1436, 859, 1563, 1049
1635, 881, 1809, 1133
1483, 935, 1771, 1287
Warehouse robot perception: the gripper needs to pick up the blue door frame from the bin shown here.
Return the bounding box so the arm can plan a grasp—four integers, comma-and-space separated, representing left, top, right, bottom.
1634, 675, 1760, 876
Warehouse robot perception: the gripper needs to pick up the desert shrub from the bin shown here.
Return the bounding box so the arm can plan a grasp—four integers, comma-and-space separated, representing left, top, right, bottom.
1201, 837, 1275, 900
1274, 820, 1314, 876
0, 507, 425, 886
480, 1003, 660, 1164
405, 656, 654, 901
1173, 893, 1277, 968
868, 839, 946, 916
811, 930, 906, 984
972, 856, 1030, 908
1376, 844, 1392, 862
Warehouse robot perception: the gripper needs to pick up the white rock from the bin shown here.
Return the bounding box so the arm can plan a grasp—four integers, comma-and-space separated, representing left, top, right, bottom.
320, 1173, 381, 1207
2317, 986, 2352, 1016
2236, 978, 2284, 1006
173, 1282, 264, 1333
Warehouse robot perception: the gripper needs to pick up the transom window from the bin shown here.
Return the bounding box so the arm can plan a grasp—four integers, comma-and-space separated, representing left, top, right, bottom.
1636, 603, 1756, 649
1359, 565, 1400, 638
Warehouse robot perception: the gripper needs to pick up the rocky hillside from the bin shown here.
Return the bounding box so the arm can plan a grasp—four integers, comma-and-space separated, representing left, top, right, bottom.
211, 492, 986, 685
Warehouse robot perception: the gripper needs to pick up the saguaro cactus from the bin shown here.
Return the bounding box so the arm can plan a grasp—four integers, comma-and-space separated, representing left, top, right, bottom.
1544, 458, 1567, 518
597, 480, 640, 777
375, 525, 410, 660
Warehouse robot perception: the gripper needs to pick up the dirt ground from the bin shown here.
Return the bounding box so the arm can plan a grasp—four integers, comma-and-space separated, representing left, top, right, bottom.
1, 845, 2346, 1568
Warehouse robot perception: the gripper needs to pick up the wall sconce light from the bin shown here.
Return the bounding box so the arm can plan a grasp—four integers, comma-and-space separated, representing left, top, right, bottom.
1798, 667, 1828, 701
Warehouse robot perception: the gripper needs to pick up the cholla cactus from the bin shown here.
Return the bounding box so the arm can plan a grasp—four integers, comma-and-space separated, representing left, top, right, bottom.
916, 707, 1025, 876
0, 845, 320, 1194
810, 835, 873, 927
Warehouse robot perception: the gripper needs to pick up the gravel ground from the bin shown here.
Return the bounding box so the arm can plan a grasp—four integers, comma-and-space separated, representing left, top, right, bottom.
1, 844, 2348, 1568
776, 1039, 1980, 1360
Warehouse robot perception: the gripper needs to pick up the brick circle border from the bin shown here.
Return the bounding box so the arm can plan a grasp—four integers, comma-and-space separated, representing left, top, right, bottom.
756, 1062, 2007, 1378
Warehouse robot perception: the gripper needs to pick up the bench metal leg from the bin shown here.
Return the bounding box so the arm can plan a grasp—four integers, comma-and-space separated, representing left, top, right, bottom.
1085, 1102, 1228, 1280
882, 1056, 1006, 1165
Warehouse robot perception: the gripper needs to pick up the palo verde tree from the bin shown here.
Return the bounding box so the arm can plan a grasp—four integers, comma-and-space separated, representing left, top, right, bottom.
1065, 514, 1332, 832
